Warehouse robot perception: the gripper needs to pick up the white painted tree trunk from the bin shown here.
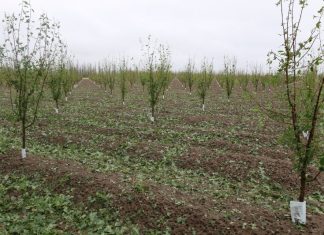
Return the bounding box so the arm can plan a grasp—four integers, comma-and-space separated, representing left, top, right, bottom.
290, 201, 306, 224
21, 148, 27, 159
65, 97, 68, 102
54, 108, 59, 114
202, 104, 205, 111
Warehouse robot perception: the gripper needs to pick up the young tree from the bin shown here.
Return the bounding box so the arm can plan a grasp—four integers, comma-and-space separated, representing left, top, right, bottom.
251, 65, 261, 92
98, 63, 108, 92
146, 49, 157, 122
62, 61, 76, 101
139, 70, 147, 92
185, 59, 195, 95
1, 1, 63, 158
143, 36, 171, 122
128, 62, 138, 89
238, 71, 249, 92
160, 54, 172, 100
197, 60, 213, 111
268, 0, 324, 223
178, 72, 188, 89
119, 58, 127, 105
223, 56, 236, 100
49, 44, 68, 113
108, 63, 116, 95
49, 68, 63, 113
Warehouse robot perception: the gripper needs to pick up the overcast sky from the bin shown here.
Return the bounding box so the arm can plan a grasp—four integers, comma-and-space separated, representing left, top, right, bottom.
1, 0, 323, 71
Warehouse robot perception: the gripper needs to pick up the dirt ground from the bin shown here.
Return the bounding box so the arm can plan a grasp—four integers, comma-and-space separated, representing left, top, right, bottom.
0, 79, 323, 234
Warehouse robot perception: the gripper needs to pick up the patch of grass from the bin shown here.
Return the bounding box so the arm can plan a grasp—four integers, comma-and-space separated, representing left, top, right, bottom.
0, 174, 139, 234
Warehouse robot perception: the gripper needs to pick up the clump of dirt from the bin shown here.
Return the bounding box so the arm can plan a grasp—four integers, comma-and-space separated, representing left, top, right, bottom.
184, 115, 213, 124
178, 146, 324, 193
205, 139, 291, 161
126, 141, 165, 161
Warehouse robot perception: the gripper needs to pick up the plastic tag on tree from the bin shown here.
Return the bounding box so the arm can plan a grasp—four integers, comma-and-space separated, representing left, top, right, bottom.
302, 131, 309, 140
290, 201, 306, 224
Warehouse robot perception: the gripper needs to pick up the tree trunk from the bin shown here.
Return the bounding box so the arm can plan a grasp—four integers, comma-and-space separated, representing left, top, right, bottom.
21, 118, 27, 159
55, 100, 59, 114
298, 168, 306, 202
151, 105, 155, 122
202, 97, 205, 111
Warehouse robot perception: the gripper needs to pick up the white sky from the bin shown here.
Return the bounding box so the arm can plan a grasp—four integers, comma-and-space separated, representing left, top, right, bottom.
1, 0, 323, 71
